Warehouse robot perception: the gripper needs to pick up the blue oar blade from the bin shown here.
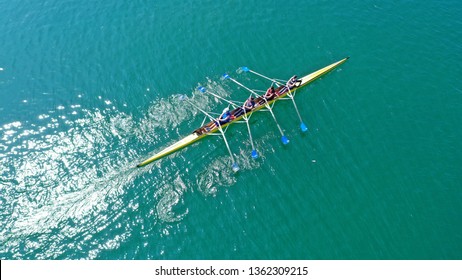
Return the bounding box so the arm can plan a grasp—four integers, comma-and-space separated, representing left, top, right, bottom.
197, 86, 206, 93
221, 73, 230, 80
251, 149, 259, 159
240, 66, 249, 72
178, 94, 187, 101
232, 162, 240, 172
300, 122, 308, 132
281, 135, 289, 145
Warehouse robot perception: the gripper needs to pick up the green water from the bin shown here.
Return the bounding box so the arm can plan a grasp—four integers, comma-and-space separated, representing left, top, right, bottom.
1, 0, 461, 259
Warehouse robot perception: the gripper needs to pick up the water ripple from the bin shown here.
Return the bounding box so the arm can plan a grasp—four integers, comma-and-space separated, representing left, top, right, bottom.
0, 75, 255, 259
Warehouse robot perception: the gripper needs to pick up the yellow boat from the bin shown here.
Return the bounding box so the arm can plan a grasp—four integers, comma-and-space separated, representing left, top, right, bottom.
137, 57, 349, 167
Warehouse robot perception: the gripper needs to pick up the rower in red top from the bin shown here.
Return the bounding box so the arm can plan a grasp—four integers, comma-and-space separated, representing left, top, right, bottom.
263, 86, 277, 100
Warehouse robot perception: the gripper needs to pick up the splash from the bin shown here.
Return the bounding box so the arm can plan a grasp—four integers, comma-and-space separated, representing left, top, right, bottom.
0, 80, 270, 259
0, 102, 147, 258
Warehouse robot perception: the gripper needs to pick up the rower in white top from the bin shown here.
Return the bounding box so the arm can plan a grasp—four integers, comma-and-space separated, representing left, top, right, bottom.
279, 75, 302, 94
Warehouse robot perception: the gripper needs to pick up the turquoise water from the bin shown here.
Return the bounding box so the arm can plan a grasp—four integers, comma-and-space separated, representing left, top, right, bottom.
1, 0, 461, 259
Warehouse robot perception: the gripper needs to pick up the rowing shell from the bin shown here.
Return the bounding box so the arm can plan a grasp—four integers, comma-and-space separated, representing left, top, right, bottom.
137, 57, 349, 167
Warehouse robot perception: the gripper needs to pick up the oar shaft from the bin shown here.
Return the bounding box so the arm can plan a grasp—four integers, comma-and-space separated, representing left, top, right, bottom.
228, 77, 261, 99
225, 75, 288, 142
184, 98, 215, 121
245, 120, 255, 150
248, 69, 289, 87
249, 70, 280, 86
183, 96, 239, 170
267, 106, 285, 136
245, 68, 308, 132
219, 126, 235, 161
199, 87, 258, 159
290, 96, 303, 123
199, 87, 239, 107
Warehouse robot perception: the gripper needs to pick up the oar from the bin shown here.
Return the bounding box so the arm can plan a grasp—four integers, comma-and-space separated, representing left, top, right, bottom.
223, 73, 289, 145
179, 95, 239, 172
239, 67, 308, 132
197, 86, 258, 159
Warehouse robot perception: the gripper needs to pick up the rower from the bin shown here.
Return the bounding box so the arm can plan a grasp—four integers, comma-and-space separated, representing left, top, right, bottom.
244, 97, 255, 112
287, 75, 301, 89
263, 86, 277, 100
232, 97, 255, 118
279, 75, 301, 94
217, 107, 233, 125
